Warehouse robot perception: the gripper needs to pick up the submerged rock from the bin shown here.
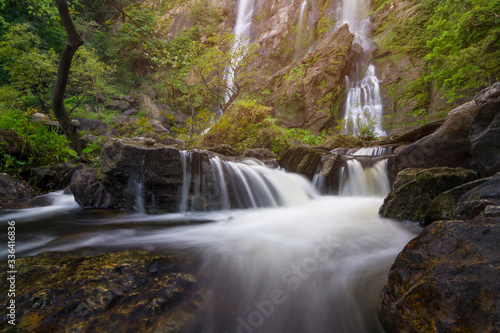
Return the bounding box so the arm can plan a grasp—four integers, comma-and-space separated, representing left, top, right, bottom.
380, 167, 478, 222
379, 220, 500, 333
0, 250, 198, 333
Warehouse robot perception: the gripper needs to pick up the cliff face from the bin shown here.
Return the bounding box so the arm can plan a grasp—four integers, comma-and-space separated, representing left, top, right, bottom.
164, 0, 456, 136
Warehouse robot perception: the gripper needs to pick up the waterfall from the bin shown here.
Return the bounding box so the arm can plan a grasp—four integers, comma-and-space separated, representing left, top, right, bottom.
338, 0, 386, 137
339, 159, 390, 197
219, 0, 255, 115
178, 155, 317, 212
294, 0, 308, 59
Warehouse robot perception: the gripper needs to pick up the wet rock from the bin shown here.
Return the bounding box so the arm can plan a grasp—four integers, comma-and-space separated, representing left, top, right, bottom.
394, 101, 476, 173
242, 148, 277, 159
380, 167, 478, 222
0, 250, 199, 333
454, 173, 500, 220
208, 144, 239, 157
379, 220, 500, 333
277, 147, 326, 180
69, 167, 118, 209
422, 177, 490, 225
469, 82, 500, 177
387, 119, 445, 144
100, 138, 184, 213
21, 164, 75, 193
0, 174, 38, 208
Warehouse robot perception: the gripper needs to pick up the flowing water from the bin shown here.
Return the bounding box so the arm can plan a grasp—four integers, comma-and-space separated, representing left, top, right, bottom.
1, 156, 419, 333
294, 0, 309, 59
338, 0, 386, 137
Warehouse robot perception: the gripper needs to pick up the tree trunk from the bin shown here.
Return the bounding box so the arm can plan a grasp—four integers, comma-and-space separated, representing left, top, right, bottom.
52, 0, 84, 156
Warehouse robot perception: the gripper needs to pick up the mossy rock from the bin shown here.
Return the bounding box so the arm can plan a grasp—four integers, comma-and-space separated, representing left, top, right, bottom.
0, 250, 199, 333
277, 147, 325, 180
379, 167, 478, 222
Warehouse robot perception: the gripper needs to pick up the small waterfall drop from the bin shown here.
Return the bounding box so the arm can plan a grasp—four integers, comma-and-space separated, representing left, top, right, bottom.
338, 0, 386, 137
178, 154, 317, 212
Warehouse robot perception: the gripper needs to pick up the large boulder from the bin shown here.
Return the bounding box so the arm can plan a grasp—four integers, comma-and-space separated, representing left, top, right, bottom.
277, 147, 325, 180
69, 167, 118, 209
454, 172, 500, 220
379, 167, 478, 222
379, 220, 500, 333
99, 138, 186, 213
468, 82, 500, 177
74, 117, 118, 136
422, 177, 490, 225
0, 250, 198, 332
0, 174, 38, 208
394, 101, 476, 173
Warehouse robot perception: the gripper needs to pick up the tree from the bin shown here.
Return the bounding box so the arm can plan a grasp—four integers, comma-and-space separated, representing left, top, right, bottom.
194, 33, 261, 113
52, 0, 84, 156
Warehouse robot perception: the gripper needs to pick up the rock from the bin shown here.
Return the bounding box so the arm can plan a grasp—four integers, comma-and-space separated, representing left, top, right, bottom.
104, 99, 132, 112
484, 205, 500, 217
21, 164, 75, 193
122, 95, 135, 104
123, 108, 138, 116
380, 167, 478, 222
263, 24, 354, 134
208, 144, 239, 157
0, 173, 38, 208
394, 101, 476, 173
31, 112, 50, 123
387, 119, 445, 144
74, 117, 117, 136
379, 220, 500, 333
0, 250, 198, 333
314, 153, 344, 194
97, 92, 106, 103
158, 137, 185, 148
422, 177, 490, 225
469, 82, 500, 177
454, 173, 500, 220
0, 128, 24, 157
99, 138, 189, 213
69, 167, 118, 209
277, 147, 325, 180
242, 148, 277, 159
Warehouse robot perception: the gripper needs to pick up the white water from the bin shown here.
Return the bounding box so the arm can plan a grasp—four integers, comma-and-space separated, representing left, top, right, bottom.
338, 0, 386, 137
339, 159, 390, 197
294, 0, 308, 59
4, 194, 419, 333
0, 156, 419, 332
178, 154, 317, 212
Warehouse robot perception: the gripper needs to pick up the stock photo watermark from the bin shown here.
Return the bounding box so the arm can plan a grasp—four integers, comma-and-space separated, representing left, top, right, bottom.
234, 234, 340, 333
6, 220, 17, 325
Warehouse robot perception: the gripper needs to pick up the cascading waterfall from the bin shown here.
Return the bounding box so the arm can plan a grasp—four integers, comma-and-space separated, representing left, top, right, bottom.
178, 154, 317, 212
338, 0, 386, 137
2, 150, 421, 333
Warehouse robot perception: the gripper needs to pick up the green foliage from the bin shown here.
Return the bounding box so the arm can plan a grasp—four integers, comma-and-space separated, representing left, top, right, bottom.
0, 108, 79, 178
388, 0, 500, 101
194, 33, 262, 113
0, 23, 58, 109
